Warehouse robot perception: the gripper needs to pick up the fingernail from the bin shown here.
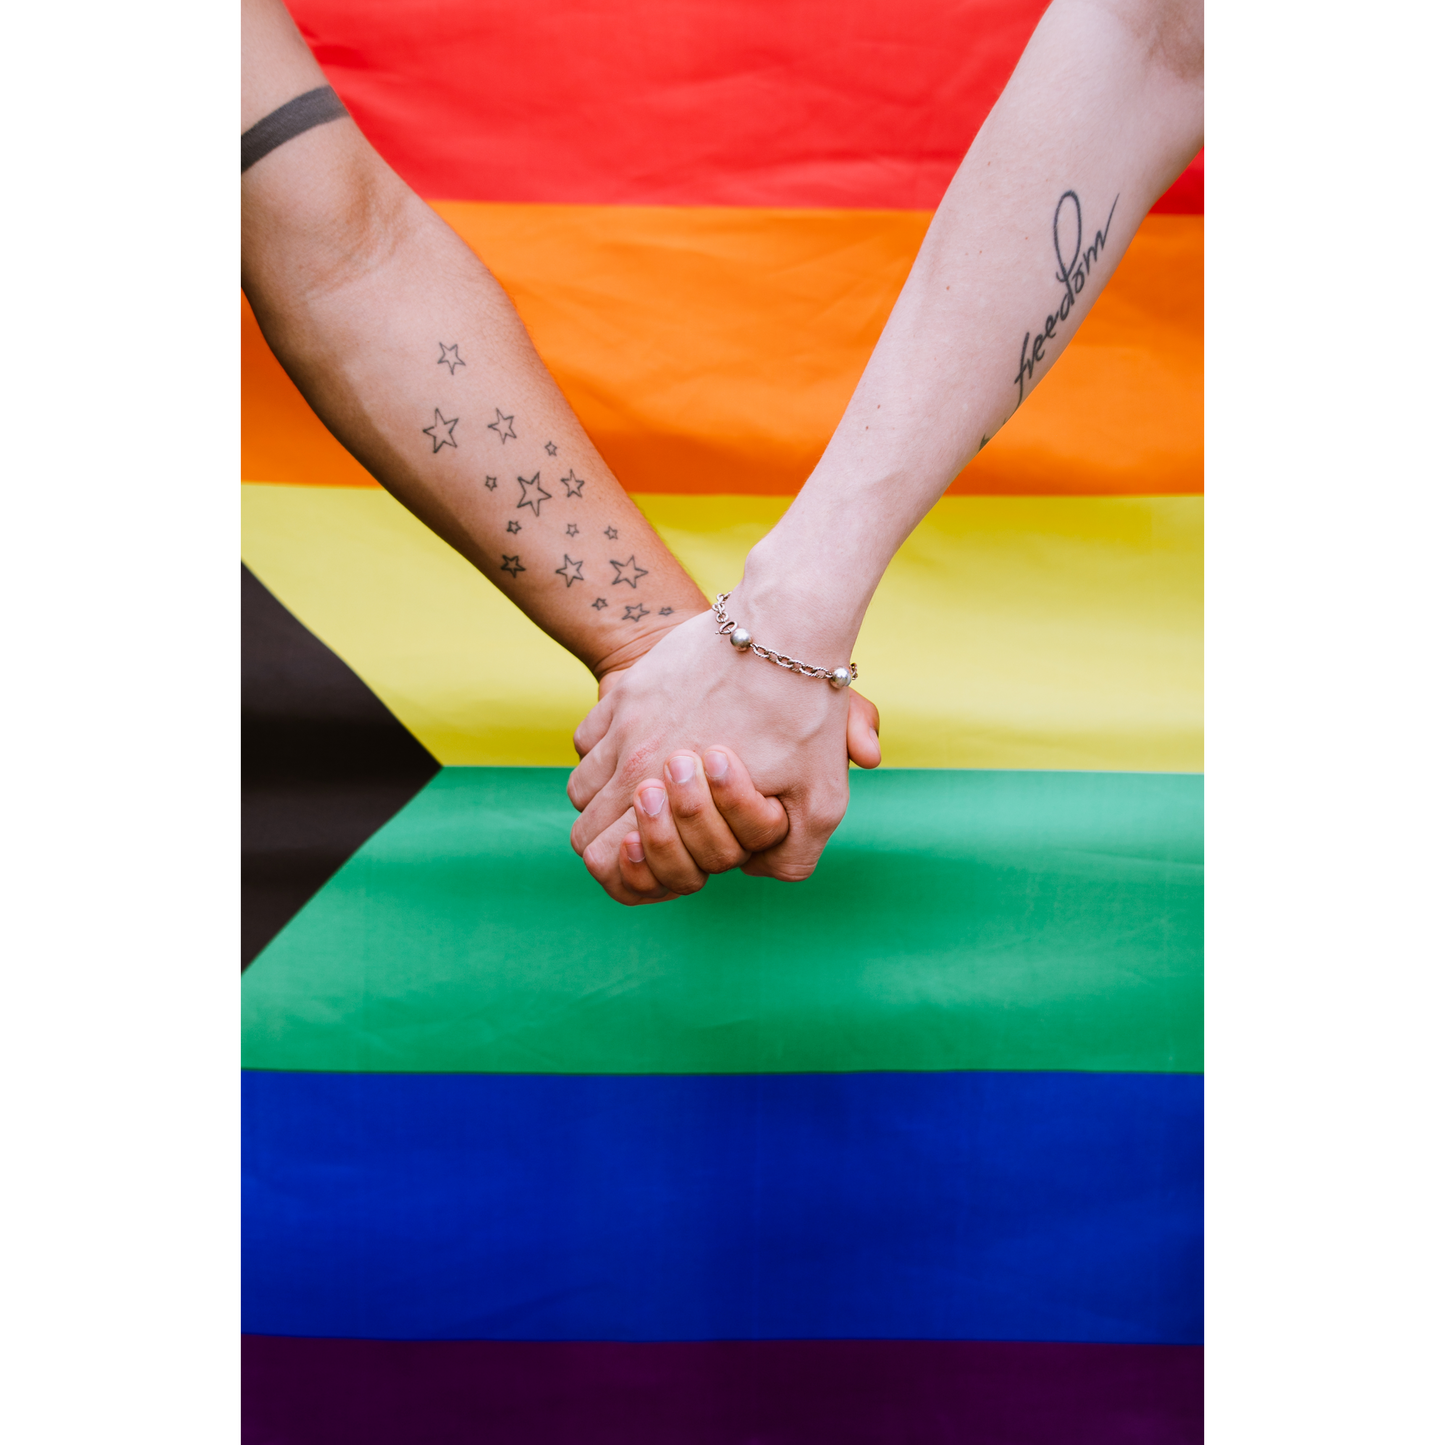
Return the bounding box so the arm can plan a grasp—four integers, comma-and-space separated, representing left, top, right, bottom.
667, 753, 695, 785
640, 786, 666, 817
704, 749, 729, 782
624, 835, 645, 864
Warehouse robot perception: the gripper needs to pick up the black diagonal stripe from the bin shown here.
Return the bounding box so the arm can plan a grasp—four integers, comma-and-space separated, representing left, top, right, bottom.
242, 564, 439, 968
242, 86, 349, 173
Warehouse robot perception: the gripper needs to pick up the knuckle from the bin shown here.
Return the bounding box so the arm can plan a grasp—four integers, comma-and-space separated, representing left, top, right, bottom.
655, 859, 706, 894
723, 776, 759, 807
621, 872, 664, 901
773, 862, 817, 883
699, 844, 746, 875
671, 793, 708, 821
737, 822, 785, 856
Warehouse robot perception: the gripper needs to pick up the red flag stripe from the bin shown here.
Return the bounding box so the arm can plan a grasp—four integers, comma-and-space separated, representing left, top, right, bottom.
290, 0, 1201, 212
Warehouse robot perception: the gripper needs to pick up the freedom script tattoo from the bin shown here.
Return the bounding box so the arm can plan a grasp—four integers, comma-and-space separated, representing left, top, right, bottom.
1013, 191, 1120, 407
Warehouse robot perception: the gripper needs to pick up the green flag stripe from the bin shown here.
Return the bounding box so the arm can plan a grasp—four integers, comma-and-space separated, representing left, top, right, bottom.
242, 768, 1201, 1075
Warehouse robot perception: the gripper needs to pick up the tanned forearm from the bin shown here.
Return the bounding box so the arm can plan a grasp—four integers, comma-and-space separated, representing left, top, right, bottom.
241, 0, 706, 678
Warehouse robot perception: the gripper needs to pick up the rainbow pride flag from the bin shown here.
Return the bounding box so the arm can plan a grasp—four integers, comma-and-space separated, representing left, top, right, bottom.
242, 1, 1203, 1438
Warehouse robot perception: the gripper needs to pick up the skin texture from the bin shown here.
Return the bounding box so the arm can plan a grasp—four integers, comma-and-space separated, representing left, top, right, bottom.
242, 0, 705, 681
242, 0, 880, 900
574, 633, 882, 903
577, 0, 1203, 899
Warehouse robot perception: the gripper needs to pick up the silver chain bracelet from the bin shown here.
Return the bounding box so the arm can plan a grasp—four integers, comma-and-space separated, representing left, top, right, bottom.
712, 591, 857, 690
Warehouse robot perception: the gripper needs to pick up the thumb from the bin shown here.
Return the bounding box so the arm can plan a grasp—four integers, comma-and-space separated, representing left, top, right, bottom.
845, 689, 881, 769
740, 780, 850, 883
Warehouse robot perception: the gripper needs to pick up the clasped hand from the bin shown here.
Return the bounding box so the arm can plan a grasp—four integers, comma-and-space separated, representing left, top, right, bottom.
569, 608, 880, 905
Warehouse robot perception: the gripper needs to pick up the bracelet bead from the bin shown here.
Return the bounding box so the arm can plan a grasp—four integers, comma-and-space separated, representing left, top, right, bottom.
712, 591, 858, 689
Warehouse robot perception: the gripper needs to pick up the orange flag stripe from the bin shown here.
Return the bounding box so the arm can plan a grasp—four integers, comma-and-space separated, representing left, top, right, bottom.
242, 204, 1201, 497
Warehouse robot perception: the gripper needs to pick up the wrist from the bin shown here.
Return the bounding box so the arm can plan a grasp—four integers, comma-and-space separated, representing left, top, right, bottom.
726, 542, 867, 665
590, 607, 708, 684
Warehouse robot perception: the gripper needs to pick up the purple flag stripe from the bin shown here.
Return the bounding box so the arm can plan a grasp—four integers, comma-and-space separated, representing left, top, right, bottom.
244, 1335, 1202, 1444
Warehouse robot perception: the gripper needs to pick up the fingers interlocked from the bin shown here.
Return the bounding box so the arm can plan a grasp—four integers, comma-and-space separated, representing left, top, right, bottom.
619, 746, 788, 897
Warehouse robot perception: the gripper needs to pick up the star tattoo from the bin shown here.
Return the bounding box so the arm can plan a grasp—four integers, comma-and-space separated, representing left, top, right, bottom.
422, 409, 459, 453
555, 555, 585, 586
591, 597, 607, 610
560, 470, 585, 498
610, 555, 649, 588
500, 555, 525, 578
516, 472, 552, 516
507, 520, 521, 534
566, 523, 579, 537
623, 604, 650, 623
545, 441, 558, 456
437, 342, 465, 374
604, 526, 619, 540
484, 475, 497, 491
487, 409, 517, 444
659, 607, 674, 616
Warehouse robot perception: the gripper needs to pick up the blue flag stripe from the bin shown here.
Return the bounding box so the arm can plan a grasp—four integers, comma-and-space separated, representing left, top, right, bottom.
244, 1070, 1202, 1343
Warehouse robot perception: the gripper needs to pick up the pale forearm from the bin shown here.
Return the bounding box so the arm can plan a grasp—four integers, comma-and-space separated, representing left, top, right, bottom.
737, 0, 1203, 648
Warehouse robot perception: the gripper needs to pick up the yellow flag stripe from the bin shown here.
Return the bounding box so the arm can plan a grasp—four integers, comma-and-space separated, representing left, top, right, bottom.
242, 485, 1200, 772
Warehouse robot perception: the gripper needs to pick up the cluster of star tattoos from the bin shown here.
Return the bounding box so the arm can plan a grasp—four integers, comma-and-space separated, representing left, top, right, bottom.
424, 342, 676, 623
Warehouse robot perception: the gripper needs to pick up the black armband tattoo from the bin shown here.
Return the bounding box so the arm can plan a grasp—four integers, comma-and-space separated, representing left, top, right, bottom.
241, 86, 349, 173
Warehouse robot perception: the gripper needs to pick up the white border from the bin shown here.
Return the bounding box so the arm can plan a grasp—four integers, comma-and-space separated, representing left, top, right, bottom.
0, 0, 238, 1439
1207, 0, 1441, 1437
0, 0, 1438, 1438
